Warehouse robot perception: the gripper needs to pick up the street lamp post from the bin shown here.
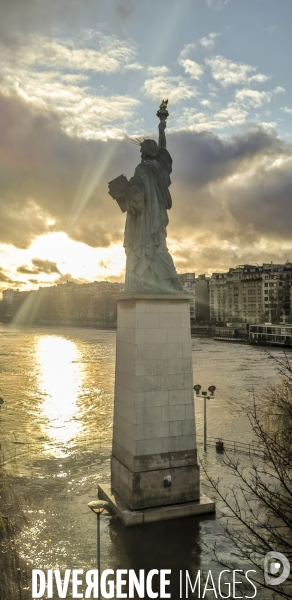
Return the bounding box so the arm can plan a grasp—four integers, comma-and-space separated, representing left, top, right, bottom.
193, 385, 216, 451
88, 499, 109, 600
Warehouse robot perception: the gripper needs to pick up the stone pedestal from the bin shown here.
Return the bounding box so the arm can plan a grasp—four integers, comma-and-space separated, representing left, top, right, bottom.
111, 294, 201, 511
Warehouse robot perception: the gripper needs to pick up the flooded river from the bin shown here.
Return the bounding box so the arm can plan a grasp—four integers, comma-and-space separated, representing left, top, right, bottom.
0, 325, 288, 598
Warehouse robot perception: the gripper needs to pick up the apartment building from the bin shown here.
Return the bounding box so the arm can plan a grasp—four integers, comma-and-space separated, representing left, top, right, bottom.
226, 267, 243, 322
211, 265, 266, 324
262, 263, 292, 324
210, 262, 292, 324
195, 275, 209, 321
2, 280, 124, 322
179, 273, 195, 320
209, 272, 228, 323
241, 265, 264, 324
40, 281, 124, 319
178, 273, 210, 322
2, 289, 16, 304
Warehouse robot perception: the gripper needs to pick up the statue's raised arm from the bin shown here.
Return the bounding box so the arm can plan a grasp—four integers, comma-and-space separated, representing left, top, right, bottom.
158, 119, 166, 149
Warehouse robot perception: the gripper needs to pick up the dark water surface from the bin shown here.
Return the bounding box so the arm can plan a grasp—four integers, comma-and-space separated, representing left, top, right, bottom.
0, 325, 288, 598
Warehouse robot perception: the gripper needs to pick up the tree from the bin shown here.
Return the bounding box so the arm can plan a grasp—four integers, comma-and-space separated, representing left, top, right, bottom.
68, 292, 91, 320
38, 294, 59, 320
266, 288, 285, 324
203, 352, 292, 599
0, 467, 29, 599
259, 310, 269, 324
93, 293, 117, 324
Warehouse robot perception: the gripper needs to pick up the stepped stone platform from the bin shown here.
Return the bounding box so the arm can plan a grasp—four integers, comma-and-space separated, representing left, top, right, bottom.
98, 484, 215, 526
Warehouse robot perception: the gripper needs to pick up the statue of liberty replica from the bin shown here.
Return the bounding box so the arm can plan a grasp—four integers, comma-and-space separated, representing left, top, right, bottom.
108, 100, 183, 294
100, 101, 214, 522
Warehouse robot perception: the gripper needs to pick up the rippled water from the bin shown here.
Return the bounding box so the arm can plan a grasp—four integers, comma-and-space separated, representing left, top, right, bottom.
0, 325, 288, 598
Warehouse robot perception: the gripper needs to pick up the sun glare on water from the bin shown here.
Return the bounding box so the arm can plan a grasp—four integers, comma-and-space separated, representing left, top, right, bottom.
35, 336, 83, 445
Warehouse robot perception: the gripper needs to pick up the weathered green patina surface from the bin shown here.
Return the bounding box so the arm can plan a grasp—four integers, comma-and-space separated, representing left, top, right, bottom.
108, 118, 183, 294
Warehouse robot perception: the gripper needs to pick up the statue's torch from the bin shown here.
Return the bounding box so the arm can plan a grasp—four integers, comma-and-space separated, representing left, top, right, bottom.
156, 99, 169, 122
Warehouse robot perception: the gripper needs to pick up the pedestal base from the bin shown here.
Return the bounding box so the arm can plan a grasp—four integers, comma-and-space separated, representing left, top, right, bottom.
113, 294, 201, 509
98, 484, 215, 527
112, 454, 200, 510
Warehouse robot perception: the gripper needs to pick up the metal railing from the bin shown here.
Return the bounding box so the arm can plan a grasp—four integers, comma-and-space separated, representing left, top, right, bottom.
205, 436, 264, 456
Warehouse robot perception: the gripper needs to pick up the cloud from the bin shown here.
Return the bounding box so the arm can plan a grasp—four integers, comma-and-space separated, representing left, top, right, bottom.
179, 44, 197, 60
208, 83, 219, 98
225, 155, 292, 244
178, 44, 204, 81
152, 124, 292, 277
176, 102, 248, 132
142, 74, 198, 103
17, 266, 37, 275
17, 259, 61, 275
1, 87, 292, 280
169, 125, 288, 188
200, 99, 211, 107
0, 268, 14, 283
179, 59, 204, 80
0, 0, 135, 46
206, 55, 269, 87
235, 87, 285, 108
0, 0, 70, 43
147, 66, 169, 76
206, 0, 230, 9
0, 90, 137, 252
0, 197, 52, 250
1, 32, 140, 74
167, 127, 292, 270
0, 68, 140, 141
199, 33, 220, 49
0, 31, 141, 140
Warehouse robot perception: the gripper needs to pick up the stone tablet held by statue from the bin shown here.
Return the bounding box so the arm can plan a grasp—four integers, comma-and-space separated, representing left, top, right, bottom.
108, 175, 128, 213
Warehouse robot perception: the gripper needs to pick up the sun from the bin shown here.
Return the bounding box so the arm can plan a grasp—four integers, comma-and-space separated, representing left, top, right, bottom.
12, 232, 125, 288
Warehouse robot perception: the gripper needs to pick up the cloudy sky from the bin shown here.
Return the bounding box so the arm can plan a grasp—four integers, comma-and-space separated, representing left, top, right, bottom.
1, 0, 292, 292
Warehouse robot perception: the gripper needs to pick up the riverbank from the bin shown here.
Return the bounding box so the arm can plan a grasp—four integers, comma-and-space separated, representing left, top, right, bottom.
2, 320, 213, 335
1, 318, 117, 328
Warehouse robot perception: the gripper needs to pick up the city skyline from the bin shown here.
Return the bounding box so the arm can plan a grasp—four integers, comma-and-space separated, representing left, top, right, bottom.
2, 258, 291, 292
3, 261, 291, 329
1, 0, 292, 292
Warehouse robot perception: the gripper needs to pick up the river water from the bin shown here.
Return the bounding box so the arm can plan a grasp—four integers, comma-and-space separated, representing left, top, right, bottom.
0, 325, 289, 599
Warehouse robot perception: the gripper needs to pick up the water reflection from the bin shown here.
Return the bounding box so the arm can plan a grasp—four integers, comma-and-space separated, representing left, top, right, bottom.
36, 336, 83, 443
108, 516, 211, 598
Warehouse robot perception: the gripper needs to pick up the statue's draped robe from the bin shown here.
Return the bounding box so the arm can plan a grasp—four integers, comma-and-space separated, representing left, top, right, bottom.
123, 148, 183, 294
